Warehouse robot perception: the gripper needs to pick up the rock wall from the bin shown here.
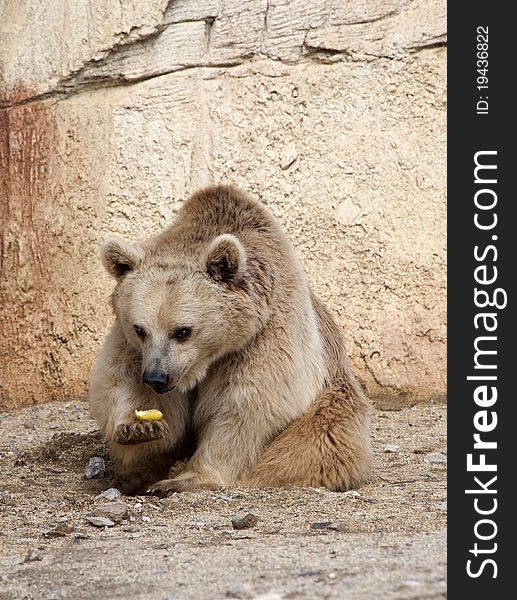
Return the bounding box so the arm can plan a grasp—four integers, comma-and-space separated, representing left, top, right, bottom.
0, 0, 446, 410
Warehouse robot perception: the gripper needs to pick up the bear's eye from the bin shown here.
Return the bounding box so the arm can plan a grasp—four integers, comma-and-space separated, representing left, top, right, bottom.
134, 325, 146, 339
173, 327, 192, 342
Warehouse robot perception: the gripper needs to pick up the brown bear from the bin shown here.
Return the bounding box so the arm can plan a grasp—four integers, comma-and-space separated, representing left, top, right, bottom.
88, 185, 371, 495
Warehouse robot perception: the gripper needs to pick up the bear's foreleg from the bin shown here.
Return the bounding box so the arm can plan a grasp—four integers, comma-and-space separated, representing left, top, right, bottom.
90, 379, 191, 494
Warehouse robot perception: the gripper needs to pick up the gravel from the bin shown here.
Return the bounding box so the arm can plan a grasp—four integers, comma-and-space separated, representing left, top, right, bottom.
0, 398, 446, 599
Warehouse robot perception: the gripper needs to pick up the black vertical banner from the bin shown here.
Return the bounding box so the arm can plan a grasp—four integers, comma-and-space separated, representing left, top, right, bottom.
449, 4, 515, 596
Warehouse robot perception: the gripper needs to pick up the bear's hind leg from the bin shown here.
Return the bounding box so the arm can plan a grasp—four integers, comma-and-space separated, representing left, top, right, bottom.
239, 381, 372, 491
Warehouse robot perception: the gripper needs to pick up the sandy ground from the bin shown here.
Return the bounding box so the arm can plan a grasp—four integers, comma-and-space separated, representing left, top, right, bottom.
0, 399, 446, 600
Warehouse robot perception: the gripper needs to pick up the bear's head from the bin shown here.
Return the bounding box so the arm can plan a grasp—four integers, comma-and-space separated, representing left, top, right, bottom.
100, 233, 267, 394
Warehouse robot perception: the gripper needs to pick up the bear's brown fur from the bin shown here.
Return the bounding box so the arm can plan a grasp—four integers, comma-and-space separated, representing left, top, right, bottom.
88, 185, 371, 494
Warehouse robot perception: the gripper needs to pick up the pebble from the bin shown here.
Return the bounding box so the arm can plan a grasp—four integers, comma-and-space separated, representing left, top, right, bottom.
279, 144, 298, 170
310, 521, 348, 532
383, 444, 400, 453
95, 488, 122, 501
342, 490, 375, 503
398, 156, 417, 170
311, 521, 332, 529
86, 516, 115, 528
426, 452, 447, 465
23, 548, 44, 563
440, 501, 447, 512
44, 523, 75, 538
84, 456, 106, 479
342, 490, 361, 498
226, 582, 255, 598
327, 522, 350, 533
56, 523, 74, 533
90, 502, 128, 523
231, 513, 258, 530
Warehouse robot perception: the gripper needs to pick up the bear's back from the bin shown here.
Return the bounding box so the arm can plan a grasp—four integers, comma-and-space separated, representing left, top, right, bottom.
182, 185, 276, 236
156, 185, 284, 251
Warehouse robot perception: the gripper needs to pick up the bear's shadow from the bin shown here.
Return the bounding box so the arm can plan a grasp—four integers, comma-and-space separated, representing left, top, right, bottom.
18, 430, 114, 494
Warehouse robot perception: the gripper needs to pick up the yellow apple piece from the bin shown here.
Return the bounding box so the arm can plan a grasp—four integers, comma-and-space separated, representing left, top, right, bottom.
134, 409, 163, 421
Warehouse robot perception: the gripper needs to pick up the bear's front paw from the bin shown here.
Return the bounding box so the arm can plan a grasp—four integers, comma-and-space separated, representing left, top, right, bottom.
147, 473, 220, 496
115, 420, 169, 445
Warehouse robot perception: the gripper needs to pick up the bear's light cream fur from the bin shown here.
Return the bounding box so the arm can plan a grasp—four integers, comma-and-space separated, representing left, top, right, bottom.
88, 185, 371, 494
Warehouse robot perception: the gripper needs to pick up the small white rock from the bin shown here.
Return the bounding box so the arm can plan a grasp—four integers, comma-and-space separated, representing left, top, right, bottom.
218, 495, 235, 502
226, 582, 255, 599
95, 488, 122, 501
426, 452, 447, 464
334, 200, 362, 226
383, 444, 400, 453
280, 144, 298, 170
23, 548, 44, 563
342, 490, 361, 498
86, 516, 115, 528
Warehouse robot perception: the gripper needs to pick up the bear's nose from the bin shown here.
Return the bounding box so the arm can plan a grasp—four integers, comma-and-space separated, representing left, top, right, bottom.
142, 370, 171, 393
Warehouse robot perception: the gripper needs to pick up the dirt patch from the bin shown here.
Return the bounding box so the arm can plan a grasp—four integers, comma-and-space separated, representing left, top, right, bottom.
0, 399, 446, 599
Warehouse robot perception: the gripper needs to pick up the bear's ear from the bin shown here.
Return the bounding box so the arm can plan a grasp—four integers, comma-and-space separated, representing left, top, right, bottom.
100, 236, 143, 280
205, 234, 247, 283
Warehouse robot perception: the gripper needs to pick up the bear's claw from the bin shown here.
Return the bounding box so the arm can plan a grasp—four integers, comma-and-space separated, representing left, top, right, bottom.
147, 475, 219, 496
115, 420, 169, 445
